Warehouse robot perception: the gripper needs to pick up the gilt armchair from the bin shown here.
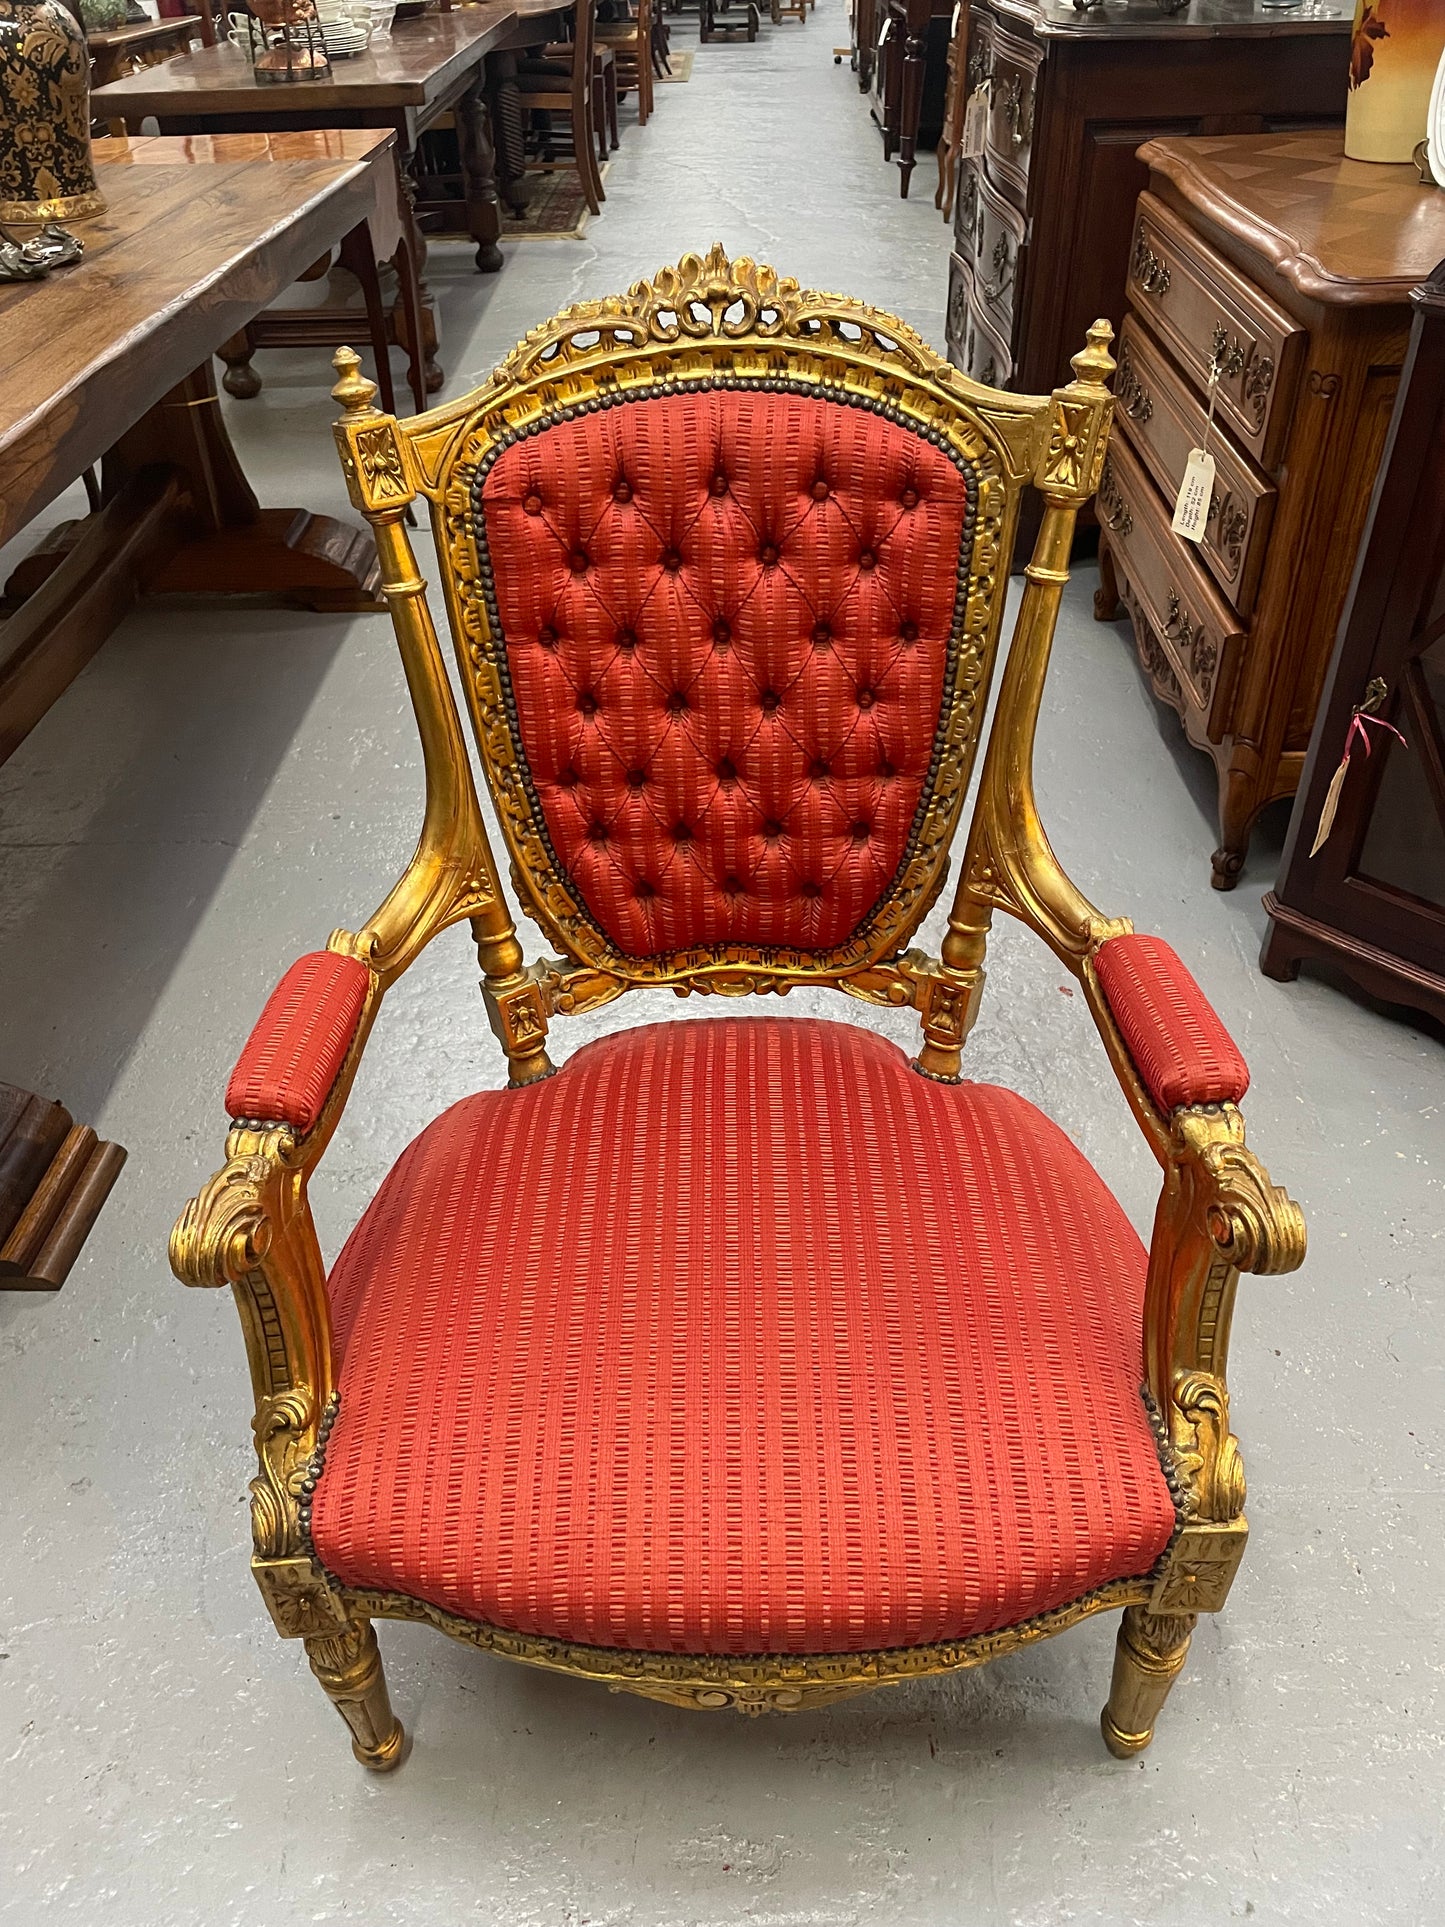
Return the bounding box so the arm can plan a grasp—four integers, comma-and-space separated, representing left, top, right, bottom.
171, 248, 1305, 1772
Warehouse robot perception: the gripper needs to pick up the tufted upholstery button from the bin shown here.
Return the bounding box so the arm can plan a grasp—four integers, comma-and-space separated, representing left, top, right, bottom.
662, 548, 682, 572
627, 769, 648, 790
851, 820, 871, 842
901, 487, 919, 509
538, 625, 558, 649
900, 620, 919, 643
523, 493, 543, 516
672, 821, 693, 843
665, 690, 688, 715
878, 759, 896, 779
857, 687, 875, 711
613, 480, 632, 503
812, 622, 831, 649
716, 757, 738, 783
577, 692, 599, 717
558, 767, 580, 788
760, 543, 779, 566
722, 874, 744, 895
811, 480, 830, 501
858, 550, 876, 572
799, 880, 823, 898
588, 821, 609, 844
763, 819, 784, 839
711, 472, 728, 496
713, 618, 731, 646
635, 879, 655, 899
760, 689, 781, 713
570, 550, 589, 573
809, 758, 830, 780
617, 628, 637, 652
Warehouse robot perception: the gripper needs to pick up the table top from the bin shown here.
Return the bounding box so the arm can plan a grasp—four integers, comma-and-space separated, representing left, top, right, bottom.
1, 131, 392, 546
985, 0, 1350, 39
92, 5, 518, 115
1140, 132, 1445, 305
87, 15, 203, 49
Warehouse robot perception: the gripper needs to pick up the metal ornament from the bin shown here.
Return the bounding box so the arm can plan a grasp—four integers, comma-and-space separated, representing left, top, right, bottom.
240, 0, 332, 83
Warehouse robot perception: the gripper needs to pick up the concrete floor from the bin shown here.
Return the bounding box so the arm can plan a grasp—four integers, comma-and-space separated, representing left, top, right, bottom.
3, 6, 1443, 1922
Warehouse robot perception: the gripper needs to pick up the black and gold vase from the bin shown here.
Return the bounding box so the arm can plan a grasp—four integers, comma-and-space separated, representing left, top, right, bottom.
0, 0, 105, 224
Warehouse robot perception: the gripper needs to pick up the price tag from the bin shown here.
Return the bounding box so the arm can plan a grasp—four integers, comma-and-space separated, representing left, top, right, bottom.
1171, 363, 1221, 543
1171, 448, 1216, 542
962, 85, 989, 158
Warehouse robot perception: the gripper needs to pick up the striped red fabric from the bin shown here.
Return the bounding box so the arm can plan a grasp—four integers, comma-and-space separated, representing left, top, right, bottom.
313, 1017, 1175, 1655
476, 388, 971, 957
225, 951, 370, 1133
1095, 934, 1249, 1113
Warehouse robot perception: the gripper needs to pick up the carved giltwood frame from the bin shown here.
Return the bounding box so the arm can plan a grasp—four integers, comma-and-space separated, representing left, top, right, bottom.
170, 250, 1304, 1768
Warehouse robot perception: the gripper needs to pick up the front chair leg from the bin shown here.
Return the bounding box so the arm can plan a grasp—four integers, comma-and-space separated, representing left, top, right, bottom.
305, 1621, 407, 1771
1101, 1607, 1196, 1758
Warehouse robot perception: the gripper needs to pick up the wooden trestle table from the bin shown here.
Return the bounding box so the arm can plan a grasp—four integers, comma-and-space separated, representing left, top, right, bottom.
0, 130, 397, 767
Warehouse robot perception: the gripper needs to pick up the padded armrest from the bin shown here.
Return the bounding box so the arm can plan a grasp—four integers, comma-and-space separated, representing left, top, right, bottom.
225, 951, 371, 1134
1094, 934, 1248, 1114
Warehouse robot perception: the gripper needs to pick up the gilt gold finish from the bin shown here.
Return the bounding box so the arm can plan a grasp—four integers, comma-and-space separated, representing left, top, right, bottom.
171, 253, 1305, 1769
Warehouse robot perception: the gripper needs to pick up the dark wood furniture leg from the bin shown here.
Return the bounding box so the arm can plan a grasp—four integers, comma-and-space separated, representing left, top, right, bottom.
488, 49, 531, 216
897, 4, 927, 196
454, 76, 506, 272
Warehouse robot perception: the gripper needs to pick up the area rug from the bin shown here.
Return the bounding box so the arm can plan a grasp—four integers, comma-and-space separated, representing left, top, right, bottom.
657, 49, 694, 81
502, 164, 611, 241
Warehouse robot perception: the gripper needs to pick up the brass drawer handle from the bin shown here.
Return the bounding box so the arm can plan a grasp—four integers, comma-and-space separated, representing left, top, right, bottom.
1164, 588, 1219, 694
967, 41, 991, 91
1001, 74, 1032, 148
1210, 324, 1246, 383
1117, 343, 1152, 423
1131, 231, 1171, 298
978, 231, 1014, 305
1098, 459, 1132, 536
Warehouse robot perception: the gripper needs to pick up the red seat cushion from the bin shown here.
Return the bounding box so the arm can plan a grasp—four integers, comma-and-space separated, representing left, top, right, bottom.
1095, 933, 1249, 1113
475, 388, 973, 957
312, 1017, 1176, 1656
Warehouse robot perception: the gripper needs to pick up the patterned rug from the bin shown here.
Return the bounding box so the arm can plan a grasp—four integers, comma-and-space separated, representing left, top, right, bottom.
502, 164, 611, 241
658, 49, 694, 81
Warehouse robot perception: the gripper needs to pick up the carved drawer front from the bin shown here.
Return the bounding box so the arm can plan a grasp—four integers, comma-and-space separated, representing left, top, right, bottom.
1100, 432, 1245, 742
964, 283, 1013, 390
1115, 315, 1276, 617
983, 21, 1039, 204
970, 160, 1026, 341
945, 248, 973, 367
953, 154, 982, 259
1128, 193, 1305, 471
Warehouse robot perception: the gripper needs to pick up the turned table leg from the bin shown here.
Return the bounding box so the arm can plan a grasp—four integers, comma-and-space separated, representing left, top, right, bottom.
454, 75, 505, 273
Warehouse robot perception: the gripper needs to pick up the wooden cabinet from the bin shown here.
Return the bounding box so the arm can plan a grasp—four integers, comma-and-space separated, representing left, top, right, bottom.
944, 0, 1348, 521
1262, 262, 1445, 1026
1098, 133, 1445, 890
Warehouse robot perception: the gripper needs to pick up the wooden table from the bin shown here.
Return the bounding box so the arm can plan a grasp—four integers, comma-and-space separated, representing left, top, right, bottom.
88, 15, 205, 93
0, 132, 395, 767
92, 8, 520, 271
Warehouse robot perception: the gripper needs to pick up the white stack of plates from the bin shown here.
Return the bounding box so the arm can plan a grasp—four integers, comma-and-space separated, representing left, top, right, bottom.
1430, 46, 1445, 188
316, 1, 371, 54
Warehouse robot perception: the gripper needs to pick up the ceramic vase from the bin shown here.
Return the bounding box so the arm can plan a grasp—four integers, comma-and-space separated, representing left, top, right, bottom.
0, 0, 104, 224
1346, 0, 1445, 164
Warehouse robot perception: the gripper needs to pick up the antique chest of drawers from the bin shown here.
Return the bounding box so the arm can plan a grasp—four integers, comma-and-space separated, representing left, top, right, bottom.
1096, 133, 1445, 890
945, 0, 1348, 522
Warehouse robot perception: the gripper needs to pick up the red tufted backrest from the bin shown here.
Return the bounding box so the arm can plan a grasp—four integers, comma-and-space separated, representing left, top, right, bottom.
474, 387, 975, 960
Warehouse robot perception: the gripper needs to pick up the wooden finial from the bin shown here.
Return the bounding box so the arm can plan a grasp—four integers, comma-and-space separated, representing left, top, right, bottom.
331, 345, 379, 415
1070, 318, 1116, 392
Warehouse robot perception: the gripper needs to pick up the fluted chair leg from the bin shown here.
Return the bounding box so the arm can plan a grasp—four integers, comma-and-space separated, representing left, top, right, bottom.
305, 1620, 407, 1771
1101, 1606, 1196, 1758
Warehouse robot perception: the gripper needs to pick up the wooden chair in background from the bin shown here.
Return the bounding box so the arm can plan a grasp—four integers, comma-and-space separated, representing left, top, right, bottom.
597, 0, 655, 126
518, 0, 607, 217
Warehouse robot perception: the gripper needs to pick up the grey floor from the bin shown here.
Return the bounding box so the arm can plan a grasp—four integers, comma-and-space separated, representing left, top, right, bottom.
2, 7, 1443, 1922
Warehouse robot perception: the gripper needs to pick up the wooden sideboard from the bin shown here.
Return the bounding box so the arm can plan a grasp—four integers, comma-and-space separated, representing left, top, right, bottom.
1096, 134, 1445, 890
945, 2, 1348, 432
1262, 260, 1445, 1025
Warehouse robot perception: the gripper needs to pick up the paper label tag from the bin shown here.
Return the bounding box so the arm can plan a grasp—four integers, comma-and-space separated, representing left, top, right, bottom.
1171, 448, 1215, 543
962, 86, 988, 158
1308, 754, 1350, 857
